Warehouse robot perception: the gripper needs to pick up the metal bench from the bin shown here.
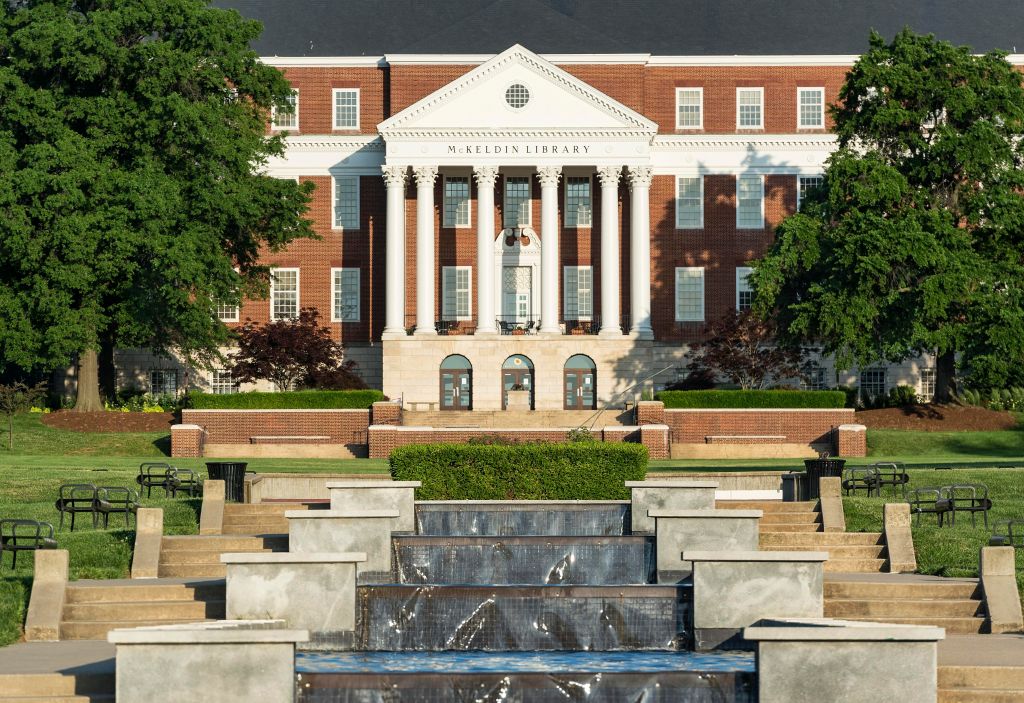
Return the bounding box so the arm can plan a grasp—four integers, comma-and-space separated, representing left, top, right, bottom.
136, 462, 174, 498
96, 487, 141, 528
0, 519, 57, 570
991, 519, 1024, 548
872, 461, 910, 495
942, 483, 993, 528
167, 467, 201, 498
842, 466, 881, 496
907, 487, 953, 527
54, 483, 98, 531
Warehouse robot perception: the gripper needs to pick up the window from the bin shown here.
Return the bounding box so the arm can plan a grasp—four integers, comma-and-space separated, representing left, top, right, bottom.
737, 88, 764, 128
503, 176, 531, 227
736, 266, 754, 312
442, 266, 472, 320
736, 175, 764, 229
919, 368, 936, 400
675, 267, 705, 322
563, 266, 593, 320
797, 175, 824, 212
443, 176, 471, 227
216, 302, 239, 323
805, 366, 829, 391
332, 88, 359, 129
676, 87, 703, 129
149, 370, 177, 396
676, 176, 703, 228
565, 176, 592, 227
332, 268, 360, 322
333, 176, 359, 229
270, 268, 299, 320
797, 87, 825, 128
271, 90, 298, 130
210, 370, 238, 395
861, 368, 887, 400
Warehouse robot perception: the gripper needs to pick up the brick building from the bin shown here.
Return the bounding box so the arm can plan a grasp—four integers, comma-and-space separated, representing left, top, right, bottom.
119, 1, 1024, 411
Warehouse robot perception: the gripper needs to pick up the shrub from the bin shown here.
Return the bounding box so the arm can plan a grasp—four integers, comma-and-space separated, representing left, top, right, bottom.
887, 385, 918, 407
655, 389, 846, 409
664, 368, 717, 391
186, 389, 384, 409
389, 443, 648, 500
836, 385, 860, 408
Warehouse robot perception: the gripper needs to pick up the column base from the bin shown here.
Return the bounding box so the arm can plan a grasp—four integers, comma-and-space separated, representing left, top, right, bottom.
413, 327, 438, 336
381, 327, 409, 339
599, 326, 624, 338
630, 327, 655, 340
538, 326, 562, 335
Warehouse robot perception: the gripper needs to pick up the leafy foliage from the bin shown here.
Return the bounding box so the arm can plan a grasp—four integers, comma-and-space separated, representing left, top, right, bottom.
228, 308, 366, 392
186, 388, 383, 410
0, 0, 314, 402
655, 390, 846, 409
389, 443, 648, 500
753, 29, 1024, 400
0, 381, 47, 449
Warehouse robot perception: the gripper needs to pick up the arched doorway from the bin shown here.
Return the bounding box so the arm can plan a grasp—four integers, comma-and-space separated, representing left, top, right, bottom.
564, 355, 597, 410
440, 355, 472, 411
501, 354, 535, 410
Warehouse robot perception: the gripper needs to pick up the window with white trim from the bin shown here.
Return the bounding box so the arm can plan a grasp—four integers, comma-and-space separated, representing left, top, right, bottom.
503, 176, 531, 227
919, 368, 936, 400
737, 88, 764, 128
675, 267, 705, 322
736, 266, 754, 312
736, 175, 764, 229
332, 88, 359, 129
442, 266, 472, 320
270, 268, 299, 320
332, 268, 360, 322
216, 302, 239, 323
210, 369, 238, 395
563, 266, 593, 320
443, 176, 471, 227
271, 90, 298, 130
797, 87, 825, 128
333, 176, 359, 229
676, 87, 703, 129
805, 366, 829, 391
860, 368, 887, 400
676, 176, 703, 228
797, 175, 824, 212
149, 370, 177, 396
564, 176, 592, 227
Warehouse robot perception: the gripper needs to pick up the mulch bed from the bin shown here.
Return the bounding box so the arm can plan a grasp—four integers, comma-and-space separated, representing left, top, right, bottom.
41, 411, 175, 433
855, 403, 1020, 432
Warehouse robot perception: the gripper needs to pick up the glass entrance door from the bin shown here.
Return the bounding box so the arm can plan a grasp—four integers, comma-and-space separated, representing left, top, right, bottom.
439, 355, 472, 411
564, 355, 597, 410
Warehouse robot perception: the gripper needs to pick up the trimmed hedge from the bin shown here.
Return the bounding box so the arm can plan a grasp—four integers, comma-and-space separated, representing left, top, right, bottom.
186, 389, 384, 410
389, 443, 648, 500
655, 389, 846, 409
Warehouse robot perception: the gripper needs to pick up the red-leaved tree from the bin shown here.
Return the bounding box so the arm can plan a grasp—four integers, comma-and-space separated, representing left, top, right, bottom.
229, 309, 365, 391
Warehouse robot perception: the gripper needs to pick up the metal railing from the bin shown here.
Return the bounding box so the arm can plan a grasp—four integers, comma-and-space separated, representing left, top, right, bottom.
435, 319, 476, 335
496, 317, 540, 335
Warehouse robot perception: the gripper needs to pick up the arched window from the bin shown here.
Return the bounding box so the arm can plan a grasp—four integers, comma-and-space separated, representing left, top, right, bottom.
440, 355, 472, 410
564, 355, 596, 410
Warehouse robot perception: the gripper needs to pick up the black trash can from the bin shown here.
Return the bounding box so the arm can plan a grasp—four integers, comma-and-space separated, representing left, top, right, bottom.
205, 461, 248, 502
803, 458, 846, 500
781, 472, 809, 502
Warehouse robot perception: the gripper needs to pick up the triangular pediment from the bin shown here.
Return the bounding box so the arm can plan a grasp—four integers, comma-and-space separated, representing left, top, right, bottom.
378, 45, 657, 138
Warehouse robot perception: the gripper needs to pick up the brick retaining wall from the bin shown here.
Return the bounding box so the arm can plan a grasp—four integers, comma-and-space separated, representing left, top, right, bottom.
180, 409, 371, 446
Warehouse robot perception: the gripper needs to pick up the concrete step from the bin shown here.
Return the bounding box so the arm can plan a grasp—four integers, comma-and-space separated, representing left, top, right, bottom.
716, 501, 817, 512
160, 535, 288, 552
840, 616, 985, 634
64, 600, 225, 622
0, 673, 113, 698
759, 512, 821, 524
156, 564, 227, 578
825, 598, 985, 618
159, 549, 275, 566
939, 689, 1024, 702
220, 523, 289, 535
939, 666, 1024, 690
760, 531, 882, 546
0, 697, 114, 703
759, 523, 822, 533
64, 583, 223, 604
59, 619, 215, 640
760, 544, 887, 559
825, 580, 981, 600
823, 558, 888, 573
222, 504, 309, 516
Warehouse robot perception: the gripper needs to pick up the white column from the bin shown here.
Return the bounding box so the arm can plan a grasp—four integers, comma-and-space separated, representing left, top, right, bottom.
413, 166, 438, 336
537, 166, 561, 335
382, 165, 407, 337
628, 165, 653, 338
597, 166, 622, 336
474, 166, 499, 335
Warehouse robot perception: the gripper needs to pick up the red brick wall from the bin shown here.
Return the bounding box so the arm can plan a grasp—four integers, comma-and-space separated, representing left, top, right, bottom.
371, 401, 402, 425
171, 424, 205, 458
636, 401, 666, 426
182, 409, 370, 445
837, 424, 868, 457
665, 409, 856, 446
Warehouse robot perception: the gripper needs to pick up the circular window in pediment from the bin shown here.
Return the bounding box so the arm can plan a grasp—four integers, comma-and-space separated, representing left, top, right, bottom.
505, 83, 530, 109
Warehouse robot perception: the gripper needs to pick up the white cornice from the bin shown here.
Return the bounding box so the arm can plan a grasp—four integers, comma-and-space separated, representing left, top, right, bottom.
647, 55, 860, 67
386, 129, 652, 140
261, 56, 385, 68
654, 134, 838, 149
281, 135, 384, 151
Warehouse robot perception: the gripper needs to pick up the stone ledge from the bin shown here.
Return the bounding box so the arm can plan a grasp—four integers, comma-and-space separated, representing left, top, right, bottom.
625, 480, 718, 488
284, 509, 399, 519
837, 423, 867, 431
650, 509, 763, 518
744, 617, 945, 641
685, 550, 828, 562
221, 552, 367, 564
108, 620, 309, 644
326, 481, 421, 488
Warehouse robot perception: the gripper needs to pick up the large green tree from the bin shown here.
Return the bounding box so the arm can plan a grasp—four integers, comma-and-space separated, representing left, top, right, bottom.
753, 29, 1024, 400
0, 0, 314, 410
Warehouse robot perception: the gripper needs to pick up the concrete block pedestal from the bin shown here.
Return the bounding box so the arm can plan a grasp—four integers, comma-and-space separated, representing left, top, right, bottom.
326, 480, 421, 533
286, 509, 399, 581
650, 509, 762, 582
625, 480, 718, 534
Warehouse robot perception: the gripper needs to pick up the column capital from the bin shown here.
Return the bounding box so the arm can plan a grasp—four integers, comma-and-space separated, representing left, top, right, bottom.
535, 166, 562, 188
596, 165, 622, 188
381, 165, 408, 188
412, 165, 438, 187
627, 165, 653, 189
472, 165, 500, 188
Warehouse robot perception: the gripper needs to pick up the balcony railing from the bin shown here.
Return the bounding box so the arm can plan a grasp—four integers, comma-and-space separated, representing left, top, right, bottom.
436, 319, 476, 335
564, 316, 599, 335
496, 317, 540, 335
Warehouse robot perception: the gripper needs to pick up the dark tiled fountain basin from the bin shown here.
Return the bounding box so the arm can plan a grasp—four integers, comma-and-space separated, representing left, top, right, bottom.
414, 501, 632, 537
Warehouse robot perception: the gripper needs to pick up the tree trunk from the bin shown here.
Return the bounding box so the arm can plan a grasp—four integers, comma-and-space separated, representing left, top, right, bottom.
73, 349, 104, 412
934, 349, 958, 403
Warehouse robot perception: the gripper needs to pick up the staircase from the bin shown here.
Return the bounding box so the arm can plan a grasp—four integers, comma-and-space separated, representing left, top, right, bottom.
718, 499, 888, 572
939, 665, 1024, 702
158, 534, 289, 578
824, 577, 987, 634
220, 502, 312, 535
0, 672, 114, 703
58, 580, 225, 641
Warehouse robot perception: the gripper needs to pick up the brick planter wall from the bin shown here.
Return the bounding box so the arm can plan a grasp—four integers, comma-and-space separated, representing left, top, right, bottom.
662, 408, 862, 456
179, 409, 371, 447
170, 424, 205, 458
836, 424, 867, 457
371, 401, 402, 426
636, 401, 666, 426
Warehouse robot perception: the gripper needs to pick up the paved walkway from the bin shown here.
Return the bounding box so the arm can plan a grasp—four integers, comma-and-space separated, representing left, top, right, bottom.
0, 641, 115, 676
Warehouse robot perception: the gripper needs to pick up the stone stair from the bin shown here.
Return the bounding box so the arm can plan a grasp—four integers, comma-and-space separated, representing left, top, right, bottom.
158, 533, 289, 578
824, 577, 987, 635
0, 672, 114, 703
220, 501, 312, 535
939, 665, 1024, 702
58, 580, 225, 641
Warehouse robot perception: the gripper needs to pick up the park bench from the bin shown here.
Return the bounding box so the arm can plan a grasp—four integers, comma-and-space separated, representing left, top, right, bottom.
249, 435, 331, 445
991, 519, 1024, 548
942, 483, 993, 529
906, 487, 953, 527
136, 462, 174, 498
703, 435, 786, 444
96, 487, 141, 528
0, 519, 57, 569
842, 466, 881, 496
54, 483, 99, 531
871, 461, 910, 495
167, 467, 201, 498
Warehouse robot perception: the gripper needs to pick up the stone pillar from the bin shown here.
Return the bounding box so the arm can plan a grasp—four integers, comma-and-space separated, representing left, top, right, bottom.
597, 165, 622, 336
628, 165, 653, 338
382, 165, 407, 336
537, 166, 561, 334
474, 166, 499, 334
413, 166, 438, 335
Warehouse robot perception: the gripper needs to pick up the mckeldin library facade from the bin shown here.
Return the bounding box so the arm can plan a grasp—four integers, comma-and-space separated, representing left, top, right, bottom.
113, 1, 1024, 411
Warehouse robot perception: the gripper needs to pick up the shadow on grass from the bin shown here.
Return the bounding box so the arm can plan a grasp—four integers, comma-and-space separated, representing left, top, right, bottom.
151, 435, 171, 457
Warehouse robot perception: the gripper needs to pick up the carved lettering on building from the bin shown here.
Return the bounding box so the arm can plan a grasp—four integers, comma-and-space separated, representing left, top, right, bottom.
446, 144, 591, 155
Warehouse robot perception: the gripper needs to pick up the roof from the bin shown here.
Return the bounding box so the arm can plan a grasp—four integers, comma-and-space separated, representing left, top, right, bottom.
211, 0, 1024, 57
